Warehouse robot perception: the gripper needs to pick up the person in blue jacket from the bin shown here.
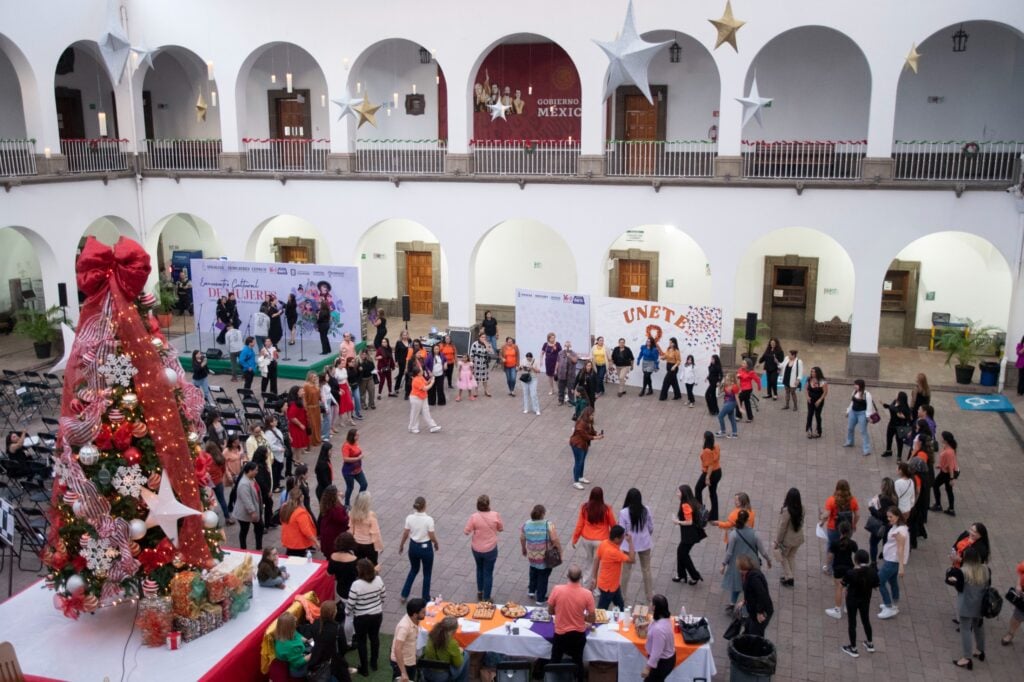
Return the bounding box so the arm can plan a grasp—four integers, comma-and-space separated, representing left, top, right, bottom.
239, 336, 258, 390
636, 337, 660, 397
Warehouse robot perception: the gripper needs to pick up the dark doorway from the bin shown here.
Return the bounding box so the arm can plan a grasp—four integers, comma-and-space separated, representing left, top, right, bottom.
54, 87, 85, 139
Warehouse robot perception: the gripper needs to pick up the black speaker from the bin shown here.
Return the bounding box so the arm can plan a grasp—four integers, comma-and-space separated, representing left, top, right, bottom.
401, 295, 411, 322
744, 313, 758, 341
58, 282, 68, 308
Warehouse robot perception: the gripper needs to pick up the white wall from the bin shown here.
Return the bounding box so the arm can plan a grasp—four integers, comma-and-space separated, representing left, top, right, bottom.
0, 49, 26, 138
83, 217, 123, 246
54, 46, 117, 139
474, 219, 578, 306
357, 218, 448, 300
607, 225, 712, 304
744, 27, 871, 141
352, 41, 443, 140
0, 228, 41, 311
642, 32, 720, 140
251, 214, 328, 263
895, 232, 1012, 329
894, 21, 1024, 142
142, 51, 221, 139
734, 227, 856, 322
156, 213, 223, 270
243, 45, 329, 139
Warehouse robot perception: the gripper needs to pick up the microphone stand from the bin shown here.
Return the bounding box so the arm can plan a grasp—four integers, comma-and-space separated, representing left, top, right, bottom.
182, 309, 189, 352
195, 303, 204, 353
298, 323, 306, 362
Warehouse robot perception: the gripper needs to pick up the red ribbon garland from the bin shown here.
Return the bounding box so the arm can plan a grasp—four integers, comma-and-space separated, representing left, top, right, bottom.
64, 237, 211, 568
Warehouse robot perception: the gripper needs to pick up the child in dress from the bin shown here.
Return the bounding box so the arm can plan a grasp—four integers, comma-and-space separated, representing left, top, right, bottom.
456, 354, 477, 402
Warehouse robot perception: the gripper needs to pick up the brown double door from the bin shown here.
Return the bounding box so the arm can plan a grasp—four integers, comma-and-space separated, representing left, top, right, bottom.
406, 251, 433, 315
624, 94, 658, 175
269, 90, 311, 169
617, 259, 650, 300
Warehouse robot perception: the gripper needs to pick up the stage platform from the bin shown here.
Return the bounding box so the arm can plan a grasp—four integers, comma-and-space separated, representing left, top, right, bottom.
168, 331, 340, 380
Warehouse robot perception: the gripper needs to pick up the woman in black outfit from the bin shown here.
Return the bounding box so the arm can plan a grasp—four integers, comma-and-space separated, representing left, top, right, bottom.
805, 367, 828, 438
315, 443, 333, 502
393, 331, 410, 398
758, 338, 784, 400
263, 295, 284, 347
253, 446, 276, 529
317, 299, 332, 355
672, 485, 705, 585
908, 431, 935, 550
215, 296, 230, 344
882, 391, 913, 459
285, 293, 298, 345
301, 600, 352, 682
705, 354, 723, 415
327, 532, 360, 650
841, 549, 879, 658
737, 554, 773, 636
574, 360, 599, 407
371, 309, 387, 349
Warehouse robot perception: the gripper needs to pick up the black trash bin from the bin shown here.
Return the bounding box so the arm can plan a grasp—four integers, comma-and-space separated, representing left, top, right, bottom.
979, 361, 1000, 387
729, 635, 777, 682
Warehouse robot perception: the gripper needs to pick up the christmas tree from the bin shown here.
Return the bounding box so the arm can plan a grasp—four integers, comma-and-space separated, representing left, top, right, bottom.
43, 237, 223, 618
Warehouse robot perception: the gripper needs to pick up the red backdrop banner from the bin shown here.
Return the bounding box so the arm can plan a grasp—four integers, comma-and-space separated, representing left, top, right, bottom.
472, 43, 581, 142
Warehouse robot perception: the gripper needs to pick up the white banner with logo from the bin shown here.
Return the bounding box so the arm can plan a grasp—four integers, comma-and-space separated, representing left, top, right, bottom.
513, 289, 591, 362
593, 297, 722, 388
190, 259, 361, 344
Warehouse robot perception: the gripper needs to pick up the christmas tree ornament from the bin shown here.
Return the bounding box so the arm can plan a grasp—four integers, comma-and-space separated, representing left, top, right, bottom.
139, 292, 156, 308
172, 553, 185, 569
129, 518, 148, 540
151, 337, 164, 350
113, 464, 146, 497
709, 1, 745, 52
140, 471, 203, 544
78, 443, 100, 466
187, 431, 200, 445
202, 510, 220, 529
108, 408, 125, 423
594, 0, 671, 105
904, 43, 921, 74
163, 367, 180, 385
123, 446, 142, 464
98, 353, 139, 387
65, 574, 86, 595
132, 422, 148, 437
354, 91, 382, 128
121, 392, 139, 409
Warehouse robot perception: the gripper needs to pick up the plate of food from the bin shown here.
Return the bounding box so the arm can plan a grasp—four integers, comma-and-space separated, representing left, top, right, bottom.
500, 602, 527, 619
529, 608, 551, 622
473, 602, 496, 619
593, 609, 610, 624
442, 603, 470, 618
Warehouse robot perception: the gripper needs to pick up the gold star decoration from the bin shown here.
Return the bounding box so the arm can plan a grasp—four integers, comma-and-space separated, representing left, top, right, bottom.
354, 90, 382, 129
195, 92, 207, 122
904, 43, 921, 74
709, 0, 745, 52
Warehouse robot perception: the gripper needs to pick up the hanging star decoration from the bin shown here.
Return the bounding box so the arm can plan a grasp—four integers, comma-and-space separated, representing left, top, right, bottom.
139, 471, 202, 545
593, 0, 671, 104
736, 73, 773, 127
130, 46, 157, 72
331, 87, 364, 122
904, 43, 922, 74
487, 98, 512, 122
98, 0, 131, 83
709, 0, 746, 52
195, 92, 208, 122
354, 90, 382, 128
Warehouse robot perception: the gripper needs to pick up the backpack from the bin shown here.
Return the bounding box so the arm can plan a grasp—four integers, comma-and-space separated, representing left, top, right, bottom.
982, 586, 1003, 619
836, 509, 854, 527
908, 457, 929, 477
696, 505, 710, 529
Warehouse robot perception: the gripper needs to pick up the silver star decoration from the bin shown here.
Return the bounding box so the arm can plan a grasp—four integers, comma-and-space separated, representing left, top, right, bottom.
97, 353, 138, 387
98, 0, 131, 84
736, 73, 773, 128
139, 472, 202, 545
593, 0, 671, 104
486, 99, 512, 122
130, 46, 157, 72
331, 87, 364, 121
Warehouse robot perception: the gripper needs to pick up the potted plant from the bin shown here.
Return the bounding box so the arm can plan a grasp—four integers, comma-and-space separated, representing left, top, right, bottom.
14, 305, 62, 359
937, 319, 1001, 385
734, 321, 771, 362
155, 283, 177, 328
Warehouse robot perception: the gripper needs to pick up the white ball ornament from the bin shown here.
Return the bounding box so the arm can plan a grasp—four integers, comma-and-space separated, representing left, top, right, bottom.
120, 392, 139, 409
163, 367, 179, 385
202, 510, 220, 529
72, 500, 84, 516
77, 443, 100, 466
65, 574, 86, 594
129, 518, 148, 540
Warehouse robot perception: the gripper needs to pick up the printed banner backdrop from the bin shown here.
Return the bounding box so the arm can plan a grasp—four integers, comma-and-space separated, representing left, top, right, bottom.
472, 43, 581, 141
594, 297, 722, 389
190, 259, 361, 345
514, 289, 591, 364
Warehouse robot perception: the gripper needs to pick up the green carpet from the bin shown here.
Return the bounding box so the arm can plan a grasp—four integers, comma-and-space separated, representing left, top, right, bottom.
178, 353, 338, 381
339, 632, 394, 680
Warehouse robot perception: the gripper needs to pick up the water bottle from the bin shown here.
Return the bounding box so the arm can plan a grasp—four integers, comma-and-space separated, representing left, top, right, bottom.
680, 606, 688, 622
305, 549, 312, 563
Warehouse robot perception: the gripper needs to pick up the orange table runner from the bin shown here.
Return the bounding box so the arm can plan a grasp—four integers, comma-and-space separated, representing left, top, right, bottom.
614, 619, 703, 668
419, 602, 518, 648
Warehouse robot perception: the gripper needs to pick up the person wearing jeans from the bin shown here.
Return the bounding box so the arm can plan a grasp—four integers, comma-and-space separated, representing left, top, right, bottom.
464, 495, 503, 602
501, 337, 519, 396
341, 429, 369, 508
593, 526, 635, 610
521, 506, 560, 604
521, 352, 541, 415
844, 379, 875, 456
877, 508, 908, 620
569, 407, 603, 489
717, 374, 740, 438
399, 497, 438, 602
618, 489, 655, 602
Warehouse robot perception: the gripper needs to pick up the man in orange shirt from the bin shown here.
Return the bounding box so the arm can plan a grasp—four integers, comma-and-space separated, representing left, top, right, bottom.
592, 525, 635, 610
548, 565, 595, 680
407, 366, 442, 434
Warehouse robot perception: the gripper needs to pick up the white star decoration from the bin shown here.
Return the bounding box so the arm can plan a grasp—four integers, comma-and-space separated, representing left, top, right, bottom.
736, 73, 773, 128
331, 88, 364, 122
486, 99, 512, 122
593, 0, 671, 104
98, 0, 131, 84
130, 46, 157, 72
139, 472, 202, 545
97, 353, 138, 387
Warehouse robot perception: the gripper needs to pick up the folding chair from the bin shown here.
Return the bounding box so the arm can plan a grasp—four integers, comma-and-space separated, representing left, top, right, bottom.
542, 662, 577, 682
1, 369, 21, 382
13, 506, 47, 571
244, 411, 265, 430
416, 659, 450, 680
43, 372, 63, 391
40, 416, 60, 438
495, 659, 532, 682
241, 398, 263, 413
236, 388, 256, 401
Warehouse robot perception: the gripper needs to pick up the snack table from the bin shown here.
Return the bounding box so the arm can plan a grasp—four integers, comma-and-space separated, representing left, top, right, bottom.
417, 602, 716, 680
0, 550, 334, 682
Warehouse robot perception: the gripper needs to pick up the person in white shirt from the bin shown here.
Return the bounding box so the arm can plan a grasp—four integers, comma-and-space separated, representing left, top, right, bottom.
225, 324, 244, 382
259, 338, 279, 394
780, 350, 804, 411
843, 379, 876, 456
263, 415, 287, 491
398, 496, 439, 603
252, 310, 270, 347
520, 352, 541, 416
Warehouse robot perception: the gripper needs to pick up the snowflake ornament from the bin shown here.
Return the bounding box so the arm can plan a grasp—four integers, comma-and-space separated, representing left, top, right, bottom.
80, 535, 119, 575
112, 464, 146, 497
97, 353, 138, 387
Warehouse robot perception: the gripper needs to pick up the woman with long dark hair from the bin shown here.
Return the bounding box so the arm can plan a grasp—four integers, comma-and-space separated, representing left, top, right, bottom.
805, 367, 828, 438
882, 391, 913, 459
908, 431, 935, 549
341, 429, 369, 507
758, 338, 784, 400
314, 442, 333, 502
705, 354, 723, 415
932, 431, 959, 515
643, 595, 677, 681
636, 337, 659, 397
618, 488, 655, 602
694, 431, 722, 521
571, 486, 616, 589
375, 338, 396, 399
284, 293, 298, 345
253, 446, 275, 528
672, 485, 704, 585
318, 485, 350, 557
867, 478, 897, 561
774, 488, 804, 587
394, 330, 411, 398
316, 299, 332, 355
569, 406, 603, 489
658, 337, 682, 401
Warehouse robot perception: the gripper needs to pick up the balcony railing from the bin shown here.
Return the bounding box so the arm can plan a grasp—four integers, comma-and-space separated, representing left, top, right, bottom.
893, 141, 1024, 181
60, 138, 129, 174
470, 139, 579, 176
605, 140, 716, 178
355, 139, 447, 175
143, 139, 222, 171
243, 138, 329, 173
742, 140, 866, 180
0, 139, 37, 177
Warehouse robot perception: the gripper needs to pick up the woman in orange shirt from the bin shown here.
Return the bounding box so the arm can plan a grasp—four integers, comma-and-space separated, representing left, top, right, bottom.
712, 492, 755, 544
694, 431, 722, 521
302, 371, 322, 447
281, 486, 318, 557
1001, 560, 1024, 645
501, 337, 520, 396
931, 431, 959, 515
439, 335, 457, 389
572, 486, 616, 589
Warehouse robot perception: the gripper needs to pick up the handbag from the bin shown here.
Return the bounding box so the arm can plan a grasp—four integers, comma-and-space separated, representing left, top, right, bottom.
869, 401, 881, 424
680, 617, 711, 644
1006, 587, 1024, 611
543, 522, 562, 569
723, 617, 743, 640
519, 371, 533, 384
864, 515, 884, 539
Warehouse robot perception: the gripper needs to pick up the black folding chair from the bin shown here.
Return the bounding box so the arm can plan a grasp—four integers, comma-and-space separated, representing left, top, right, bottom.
236, 388, 256, 402
12, 506, 47, 571
542, 662, 577, 682
416, 659, 450, 680
495, 659, 532, 682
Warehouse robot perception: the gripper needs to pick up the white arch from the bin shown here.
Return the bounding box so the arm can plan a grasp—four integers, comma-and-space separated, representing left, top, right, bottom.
233, 42, 329, 141
603, 224, 713, 305
355, 218, 449, 306
132, 45, 222, 139
471, 218, 578, 307
0, 32, 40, 140
246, 214, 333, 264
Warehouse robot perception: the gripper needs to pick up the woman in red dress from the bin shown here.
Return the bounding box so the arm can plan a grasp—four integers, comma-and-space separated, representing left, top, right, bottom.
286, 385, 310, 453
333, 358, 357, 425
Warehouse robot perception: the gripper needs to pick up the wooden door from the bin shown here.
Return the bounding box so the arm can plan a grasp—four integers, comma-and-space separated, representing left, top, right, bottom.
770, 265, 808, 338
617, 259, 650, 300
624, 94, 658, 174
278, 245, 311, 263
54, 88, 85, 139
271, 90, 311, 169
142, 90, 155, 140
406, 251, 433, 315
